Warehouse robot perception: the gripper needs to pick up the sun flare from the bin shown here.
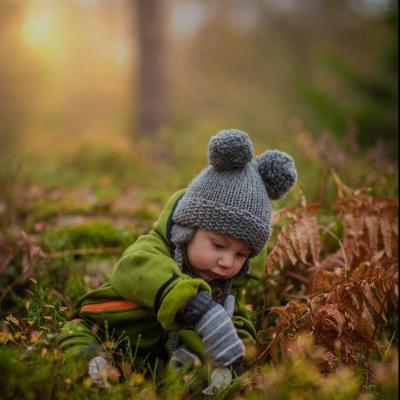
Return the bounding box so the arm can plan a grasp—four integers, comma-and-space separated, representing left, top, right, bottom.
21, 3, 61, 54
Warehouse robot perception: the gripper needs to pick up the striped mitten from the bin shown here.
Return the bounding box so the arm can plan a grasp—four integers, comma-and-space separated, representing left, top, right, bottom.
193, 299, 244, 367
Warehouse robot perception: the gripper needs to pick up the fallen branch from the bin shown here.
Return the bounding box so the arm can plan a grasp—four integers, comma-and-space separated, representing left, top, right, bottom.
47, 247, 123, 259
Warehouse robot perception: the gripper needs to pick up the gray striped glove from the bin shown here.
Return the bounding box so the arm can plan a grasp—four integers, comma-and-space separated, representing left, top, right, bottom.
193, 295, 244, 367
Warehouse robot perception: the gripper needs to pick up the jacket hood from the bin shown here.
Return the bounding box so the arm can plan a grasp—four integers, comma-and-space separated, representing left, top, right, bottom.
152, 189, 265, 287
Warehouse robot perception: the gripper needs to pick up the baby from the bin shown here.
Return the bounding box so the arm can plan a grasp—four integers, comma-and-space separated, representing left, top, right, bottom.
57, 129, 297, 390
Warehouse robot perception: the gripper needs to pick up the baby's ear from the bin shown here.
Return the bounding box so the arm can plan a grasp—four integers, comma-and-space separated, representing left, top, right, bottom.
255, 150, 297, 200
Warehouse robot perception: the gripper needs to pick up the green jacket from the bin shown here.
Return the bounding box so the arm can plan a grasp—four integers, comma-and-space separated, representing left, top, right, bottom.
58, 190, 266, 360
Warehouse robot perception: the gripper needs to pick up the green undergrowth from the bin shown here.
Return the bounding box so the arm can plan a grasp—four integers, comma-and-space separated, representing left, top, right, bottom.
0, 294, 397, 400
42, 220, 135, 253
0, 128, 398, 399
3, 124, 397, 203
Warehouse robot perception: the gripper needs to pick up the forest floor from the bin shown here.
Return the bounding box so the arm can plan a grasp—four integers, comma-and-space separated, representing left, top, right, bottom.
0, 129, 398, 399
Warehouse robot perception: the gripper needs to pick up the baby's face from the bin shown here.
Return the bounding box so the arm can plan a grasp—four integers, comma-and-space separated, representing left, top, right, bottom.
186, 229, 251, 282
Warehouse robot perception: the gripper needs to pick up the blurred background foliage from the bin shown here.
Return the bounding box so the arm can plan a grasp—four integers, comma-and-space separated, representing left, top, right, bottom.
0, 0, 397, 199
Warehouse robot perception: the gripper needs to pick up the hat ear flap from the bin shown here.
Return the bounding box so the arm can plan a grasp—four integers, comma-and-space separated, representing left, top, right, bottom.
255, 150, 297, 200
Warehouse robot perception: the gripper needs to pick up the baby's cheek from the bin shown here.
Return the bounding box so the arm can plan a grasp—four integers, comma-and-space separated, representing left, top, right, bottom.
233, 263, 244, 276
191, 255, 209, 272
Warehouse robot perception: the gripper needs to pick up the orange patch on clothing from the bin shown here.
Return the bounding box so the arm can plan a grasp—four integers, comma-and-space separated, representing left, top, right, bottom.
80, 300, 139, 313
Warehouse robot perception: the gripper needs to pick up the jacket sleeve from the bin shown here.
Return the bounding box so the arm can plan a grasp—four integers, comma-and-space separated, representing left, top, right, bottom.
109, 228, 210, 332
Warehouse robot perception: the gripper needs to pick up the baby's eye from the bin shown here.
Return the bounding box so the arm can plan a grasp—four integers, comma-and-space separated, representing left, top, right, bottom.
236, 252, 249, 258
212, 241, 225, 249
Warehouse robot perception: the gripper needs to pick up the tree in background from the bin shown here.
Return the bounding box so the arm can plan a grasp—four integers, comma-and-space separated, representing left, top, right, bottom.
134, 0, 168, 138
172, 0, 397, 157
296, 1, 398, 157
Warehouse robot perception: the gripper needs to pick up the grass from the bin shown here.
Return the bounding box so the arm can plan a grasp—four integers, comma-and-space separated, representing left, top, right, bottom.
0, 127, 397, 399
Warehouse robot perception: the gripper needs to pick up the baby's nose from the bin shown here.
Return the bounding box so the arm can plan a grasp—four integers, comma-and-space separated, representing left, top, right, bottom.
219, 253, 235, 269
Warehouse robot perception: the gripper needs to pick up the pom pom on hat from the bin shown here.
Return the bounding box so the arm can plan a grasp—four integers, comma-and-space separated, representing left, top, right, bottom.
256, 150, 297, 200
208, 129, 253, 171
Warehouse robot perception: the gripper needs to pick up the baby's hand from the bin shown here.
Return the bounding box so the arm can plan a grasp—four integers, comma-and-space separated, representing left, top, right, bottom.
194, 301, 244, 367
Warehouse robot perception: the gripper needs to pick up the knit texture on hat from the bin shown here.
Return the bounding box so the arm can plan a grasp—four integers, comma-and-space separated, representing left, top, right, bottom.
172, 129, 297, 255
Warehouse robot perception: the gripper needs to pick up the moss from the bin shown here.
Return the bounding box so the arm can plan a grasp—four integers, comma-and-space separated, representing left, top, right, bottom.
42, 220, 135, 252
64, 274, 87, 304
131, 207, 158, 222
27, 197, 96, 226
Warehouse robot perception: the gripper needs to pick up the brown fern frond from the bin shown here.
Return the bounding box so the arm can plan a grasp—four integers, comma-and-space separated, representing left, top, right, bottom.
286, 302, 308, 323
392, 217, 398, 237
362, 281, 385, 317
262, 175, 398, 373
328, 282, 364, 320
379, 216, 393, 258
269, 339, 280, 364
272, 207, 298, 224
281, 226, 298, 266
343, 213, 364, 259
330, 168, 354, 198
308, 275, 389, 360
360, 304, 377, 337
313, 303, 345, 338
361, 358, 375, 388
266, 241, 285, 273
365, 215, 379, 254
260, 302, 311, 363
315, 348, 338, 372
267, 226, 298, 273
305, 215, 321, 265
267, 203, 322, 273
280, 334, 302, 359
309, 293, 328, 313
309, 269, 343, 295
334, 192, 398, 268
289, 222, 310, 265
284, 233, 298, 267
352, 253, 384, 280
270, 306, 292, 323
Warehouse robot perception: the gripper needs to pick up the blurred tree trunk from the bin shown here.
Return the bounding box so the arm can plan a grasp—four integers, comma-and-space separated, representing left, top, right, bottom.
135, 0, 168, 138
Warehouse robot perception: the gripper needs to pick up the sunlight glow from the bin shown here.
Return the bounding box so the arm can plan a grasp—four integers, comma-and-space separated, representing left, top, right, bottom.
115, 39, 129, 65
21, 2, 129, 66
21, 3, 60, 54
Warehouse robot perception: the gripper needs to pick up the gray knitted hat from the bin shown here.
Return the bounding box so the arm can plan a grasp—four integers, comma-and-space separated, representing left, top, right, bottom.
172, 129, 297, 256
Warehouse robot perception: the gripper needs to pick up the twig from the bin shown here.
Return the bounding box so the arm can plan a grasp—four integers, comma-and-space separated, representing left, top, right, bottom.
282, 293, 309, 300
286, 271, 308, 284
319, 225, 349, 278
256, 338, 275, 363
47, 247, 122, 259
0, 279, 22, 304
383, 328, 397, 359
